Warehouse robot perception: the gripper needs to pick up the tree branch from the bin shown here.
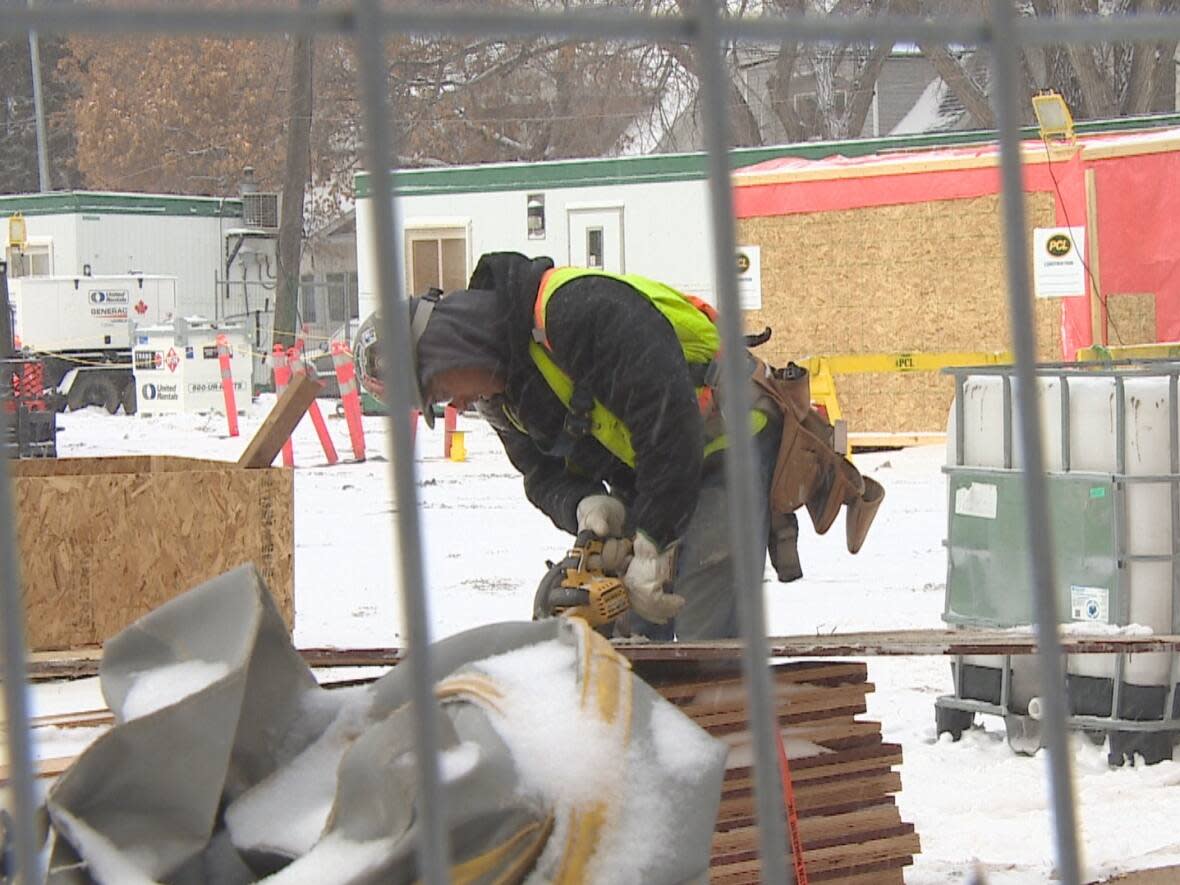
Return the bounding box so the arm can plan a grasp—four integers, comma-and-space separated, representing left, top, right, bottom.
845, 42, 892, 138
1123, 0, 1166, 114
921, 44, 996, 128
1053, 0, 1117, 115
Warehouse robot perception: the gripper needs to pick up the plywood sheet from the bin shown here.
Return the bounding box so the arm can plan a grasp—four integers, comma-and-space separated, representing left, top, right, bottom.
1105, 292, 1157, 346
737, 192, 1061, 433
14, 456, 293, 650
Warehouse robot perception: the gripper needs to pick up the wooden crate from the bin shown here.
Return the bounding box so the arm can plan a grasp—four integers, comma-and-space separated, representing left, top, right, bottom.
12, 455, 293, 651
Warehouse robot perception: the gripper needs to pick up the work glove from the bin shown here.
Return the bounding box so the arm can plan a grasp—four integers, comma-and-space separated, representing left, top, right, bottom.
622, 535, 685, 625
576, 494, 627, 538
587, 537, 633, 577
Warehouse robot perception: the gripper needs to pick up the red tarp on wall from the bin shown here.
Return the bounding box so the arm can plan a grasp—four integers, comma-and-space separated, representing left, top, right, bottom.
733, 133, 1180, 359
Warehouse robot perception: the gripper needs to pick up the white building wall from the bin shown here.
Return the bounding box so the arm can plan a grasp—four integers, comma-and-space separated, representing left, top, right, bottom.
73, 213, 232, 318
8, 214, 79, 276
356, 178, 721, 321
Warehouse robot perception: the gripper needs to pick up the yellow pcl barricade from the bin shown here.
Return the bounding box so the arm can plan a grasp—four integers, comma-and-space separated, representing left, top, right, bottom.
797, 350, 1012, 425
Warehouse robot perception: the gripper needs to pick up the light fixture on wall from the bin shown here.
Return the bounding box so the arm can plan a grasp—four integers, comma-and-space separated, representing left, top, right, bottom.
1032, 91, 1075, 144
8, 212, 27, 249
527, 194, 546, 239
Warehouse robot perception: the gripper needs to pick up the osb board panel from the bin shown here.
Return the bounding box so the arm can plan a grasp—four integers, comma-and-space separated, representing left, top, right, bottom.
1105, 293, 1157, 346
738, 192, 1060, 433
14, 457, 293, 651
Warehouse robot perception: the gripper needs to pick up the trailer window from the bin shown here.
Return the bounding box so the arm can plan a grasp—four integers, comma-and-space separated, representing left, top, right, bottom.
6, 242, 52, 278
406, 228, 467, 295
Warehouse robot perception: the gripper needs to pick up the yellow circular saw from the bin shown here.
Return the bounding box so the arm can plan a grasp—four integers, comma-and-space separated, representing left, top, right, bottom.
533, 531, 631, 629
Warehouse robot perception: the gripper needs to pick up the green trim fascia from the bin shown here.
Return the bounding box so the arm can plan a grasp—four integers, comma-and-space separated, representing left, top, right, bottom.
0, 191, 244, 219
355, 111, 1180, 199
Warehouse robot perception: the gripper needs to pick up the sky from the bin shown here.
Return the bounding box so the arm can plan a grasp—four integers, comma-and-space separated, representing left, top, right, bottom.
17, 398, 1180, 884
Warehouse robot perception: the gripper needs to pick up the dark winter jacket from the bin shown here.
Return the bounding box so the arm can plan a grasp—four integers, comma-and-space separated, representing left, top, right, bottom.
469, 252, 706, 550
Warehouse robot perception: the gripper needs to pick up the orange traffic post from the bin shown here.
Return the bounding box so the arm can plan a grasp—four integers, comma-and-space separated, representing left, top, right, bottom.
216, 334, 240, 438
330, 341, 366, 462
289, 347, 338, 465
272, 344, 294, 467
443, 404, 458, 458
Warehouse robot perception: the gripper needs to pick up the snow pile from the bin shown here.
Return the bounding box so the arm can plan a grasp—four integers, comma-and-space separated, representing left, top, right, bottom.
586, 700, 725, 883
52, 808, 159, 885
226, 692, 374, 857
120, 659, 230, 720
477, 639, 625, 811
261, 831, 397, 885
1060, 621, 1155, 637
475, 636, 721, 884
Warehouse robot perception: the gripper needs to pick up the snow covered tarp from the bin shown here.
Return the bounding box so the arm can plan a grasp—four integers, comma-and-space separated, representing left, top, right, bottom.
41, 565, 727, 884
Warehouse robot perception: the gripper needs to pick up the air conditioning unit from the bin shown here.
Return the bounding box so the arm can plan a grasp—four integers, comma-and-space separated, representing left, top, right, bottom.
242, 192, 280, 230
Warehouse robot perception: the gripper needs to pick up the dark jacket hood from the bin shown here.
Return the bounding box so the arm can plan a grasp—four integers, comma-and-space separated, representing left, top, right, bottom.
413, 288, 511, 403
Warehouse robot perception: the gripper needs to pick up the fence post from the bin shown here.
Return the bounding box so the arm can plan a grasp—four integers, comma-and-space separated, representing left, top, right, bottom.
216, 334, 239, 438
331, 341, 366, 462
272, 344, 294, 468
289, 347, 338, 465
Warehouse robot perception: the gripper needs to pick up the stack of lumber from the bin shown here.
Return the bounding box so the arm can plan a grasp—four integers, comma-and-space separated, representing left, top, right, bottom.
632, 656, 920, 884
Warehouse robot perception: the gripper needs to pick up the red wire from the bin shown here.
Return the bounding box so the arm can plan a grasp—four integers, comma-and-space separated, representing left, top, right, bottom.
775, 719, 809, 885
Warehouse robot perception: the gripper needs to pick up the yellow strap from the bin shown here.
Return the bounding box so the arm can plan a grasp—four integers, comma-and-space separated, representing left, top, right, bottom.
529, 340, 638, 466
531, 340, 770, 467
703, 409, 771, 459
449, 817, 555, 885
536, 267, 720, 363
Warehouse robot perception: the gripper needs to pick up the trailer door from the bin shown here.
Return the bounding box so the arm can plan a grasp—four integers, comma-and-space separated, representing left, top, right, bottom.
567, 206, 624, 273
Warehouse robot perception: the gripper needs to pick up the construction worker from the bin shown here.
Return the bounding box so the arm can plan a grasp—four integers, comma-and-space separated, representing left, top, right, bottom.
355, 251, 879, 639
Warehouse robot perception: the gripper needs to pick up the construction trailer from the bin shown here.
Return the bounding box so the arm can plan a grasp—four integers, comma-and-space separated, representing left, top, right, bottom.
0, 190, 280, 391
354, 152, 768, 323
731, 124, 1180, 435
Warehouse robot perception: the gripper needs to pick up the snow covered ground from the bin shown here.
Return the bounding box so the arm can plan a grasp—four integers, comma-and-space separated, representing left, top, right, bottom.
18, 398, 1180, 883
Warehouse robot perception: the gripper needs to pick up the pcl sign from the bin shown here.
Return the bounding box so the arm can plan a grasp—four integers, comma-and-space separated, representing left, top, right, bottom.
1033, 226, 1086, 298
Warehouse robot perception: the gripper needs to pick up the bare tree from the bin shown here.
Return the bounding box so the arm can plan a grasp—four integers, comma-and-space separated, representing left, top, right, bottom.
275, 0, 317, 350
923, 0, 1177, 127
0, 33, 78, 193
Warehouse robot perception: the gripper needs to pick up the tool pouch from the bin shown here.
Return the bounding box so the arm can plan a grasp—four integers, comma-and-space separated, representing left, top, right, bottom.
749, 357, 884, 553
767, 511, 804, 582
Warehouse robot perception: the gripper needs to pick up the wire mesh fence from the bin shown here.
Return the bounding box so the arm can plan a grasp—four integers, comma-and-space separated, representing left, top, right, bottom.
8, 2, 1180, 883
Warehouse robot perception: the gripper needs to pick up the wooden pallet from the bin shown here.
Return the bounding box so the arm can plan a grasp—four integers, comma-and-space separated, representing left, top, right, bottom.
633, 658, 919, 884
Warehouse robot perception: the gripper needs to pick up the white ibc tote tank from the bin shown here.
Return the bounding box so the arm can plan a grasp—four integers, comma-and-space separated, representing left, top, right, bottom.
948, 370, 1176, 692
947, 374, 1062, 711
1069, 376, 1172, 685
